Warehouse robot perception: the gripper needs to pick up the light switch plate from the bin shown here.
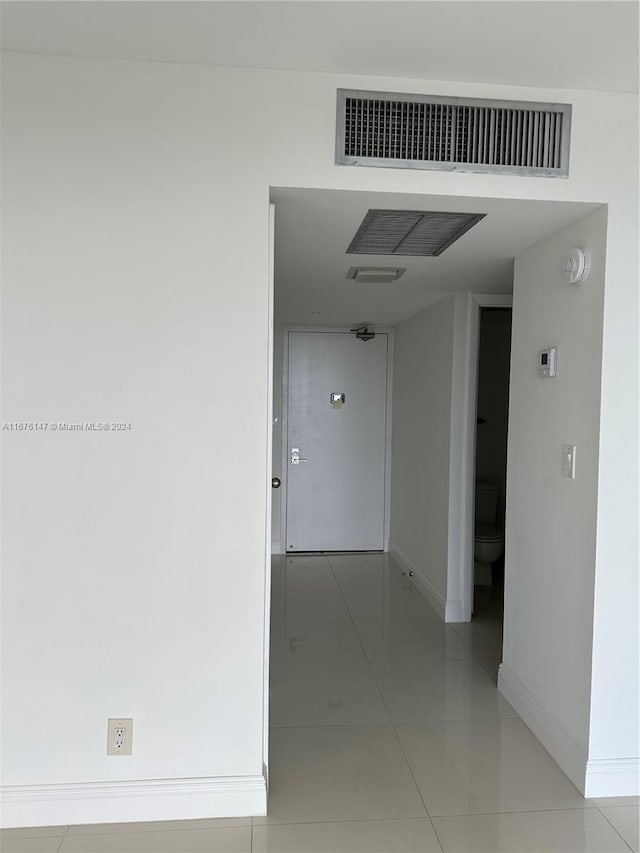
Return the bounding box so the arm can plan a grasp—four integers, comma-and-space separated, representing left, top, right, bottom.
538, 347, 558, 377
562, 444, 576, 479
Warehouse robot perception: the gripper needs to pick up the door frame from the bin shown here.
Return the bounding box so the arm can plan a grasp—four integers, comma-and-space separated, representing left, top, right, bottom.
261, 203, 275, 784
278, 325, 394, 554
457, 292, 513, 622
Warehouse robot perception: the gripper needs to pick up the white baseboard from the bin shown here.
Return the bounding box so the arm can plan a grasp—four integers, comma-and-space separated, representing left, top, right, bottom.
498, 664, 640, 798
444, 598, 464, 622
0, 774, 267, 829
389, 541, 447, 620
585, 758, 640, 798
498, 663, 588, 795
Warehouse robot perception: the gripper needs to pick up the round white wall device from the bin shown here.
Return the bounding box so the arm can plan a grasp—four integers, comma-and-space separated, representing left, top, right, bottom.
563, 248, 591, 284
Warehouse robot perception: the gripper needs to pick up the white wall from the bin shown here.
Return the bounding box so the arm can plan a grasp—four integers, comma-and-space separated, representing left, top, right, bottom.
498, 206, 636, 796
389, 295, 455, 616
1, 50, 637, 825
1, 53, 273, 825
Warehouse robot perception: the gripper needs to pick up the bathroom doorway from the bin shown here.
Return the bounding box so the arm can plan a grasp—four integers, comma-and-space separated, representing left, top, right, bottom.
453, 306, 512, 681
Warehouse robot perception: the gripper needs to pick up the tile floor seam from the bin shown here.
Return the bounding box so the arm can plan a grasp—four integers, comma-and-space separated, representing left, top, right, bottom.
428, 805, 602, 818
0, 830, 68, 842
270, 713, 532, 727
253, 815, 440, 827
386, 717, 447, 847
594, 804, 636, 853
55, 832, 67, 853
427, 816, 447, 853
478, 659, 499, 682
447, 624, 503, 684
367, 710, 518, 726
327, 564, 437, 825
61, 823, 252, 840
386, 718, 432, 816
329, 558, 437, 832
450, 619, 501, 655
52, 806, 611, 840
327, 558, 393, 728
447, 623, 481, 665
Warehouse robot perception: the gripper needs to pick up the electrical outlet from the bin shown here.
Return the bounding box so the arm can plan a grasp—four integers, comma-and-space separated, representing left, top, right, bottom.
107, 718, 133, 756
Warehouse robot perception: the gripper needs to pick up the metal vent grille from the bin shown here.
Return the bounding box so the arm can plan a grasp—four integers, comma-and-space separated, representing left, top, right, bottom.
347, 209, 485, 257
346, 266, 406, 282
336, 89, 571, 177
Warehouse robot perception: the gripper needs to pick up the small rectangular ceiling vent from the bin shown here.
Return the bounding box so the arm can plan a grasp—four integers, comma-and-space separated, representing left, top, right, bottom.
346, 266, 406, 283
336, 89, 571, 177
347, 209, 485, 257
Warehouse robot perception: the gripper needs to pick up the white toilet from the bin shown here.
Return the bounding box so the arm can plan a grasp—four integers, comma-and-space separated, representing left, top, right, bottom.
474, 481, 504, 584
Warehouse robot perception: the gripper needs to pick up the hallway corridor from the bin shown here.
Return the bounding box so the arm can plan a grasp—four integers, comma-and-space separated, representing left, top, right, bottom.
259, 552, 637, 852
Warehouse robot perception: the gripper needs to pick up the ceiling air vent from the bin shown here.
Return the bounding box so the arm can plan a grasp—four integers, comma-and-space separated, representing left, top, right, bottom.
347, 209, 485, 257
336, 89, 571, 177
346, 266, 406, 283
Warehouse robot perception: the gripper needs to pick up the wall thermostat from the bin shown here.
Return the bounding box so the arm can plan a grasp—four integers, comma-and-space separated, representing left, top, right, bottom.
563, 248, 591, 285
538, 347, 558, 377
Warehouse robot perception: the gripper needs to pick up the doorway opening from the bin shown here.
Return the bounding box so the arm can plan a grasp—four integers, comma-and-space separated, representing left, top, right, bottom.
267, 186, 599, 621
269, 186, 598, 573
263, 184, 607, 801
451, 306, 512, 682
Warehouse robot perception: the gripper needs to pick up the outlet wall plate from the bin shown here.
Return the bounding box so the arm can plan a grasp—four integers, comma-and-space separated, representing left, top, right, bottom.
107, 718, 133, 756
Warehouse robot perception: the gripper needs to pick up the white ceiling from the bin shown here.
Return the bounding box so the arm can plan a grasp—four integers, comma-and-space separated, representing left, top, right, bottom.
1, 1, 638, 94
272, 188, 599, 325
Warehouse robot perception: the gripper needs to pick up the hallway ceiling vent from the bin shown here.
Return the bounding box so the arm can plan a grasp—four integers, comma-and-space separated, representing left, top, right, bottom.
347, 209, 485, 256
346, 266, 406, 283
336, 89, 571, 177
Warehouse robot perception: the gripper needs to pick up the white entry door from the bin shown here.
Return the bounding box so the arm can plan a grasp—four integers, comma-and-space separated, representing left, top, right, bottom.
285, 331, 389, 552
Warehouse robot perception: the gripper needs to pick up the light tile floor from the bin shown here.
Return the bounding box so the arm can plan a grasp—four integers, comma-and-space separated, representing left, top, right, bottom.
3, 553, 638, 853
